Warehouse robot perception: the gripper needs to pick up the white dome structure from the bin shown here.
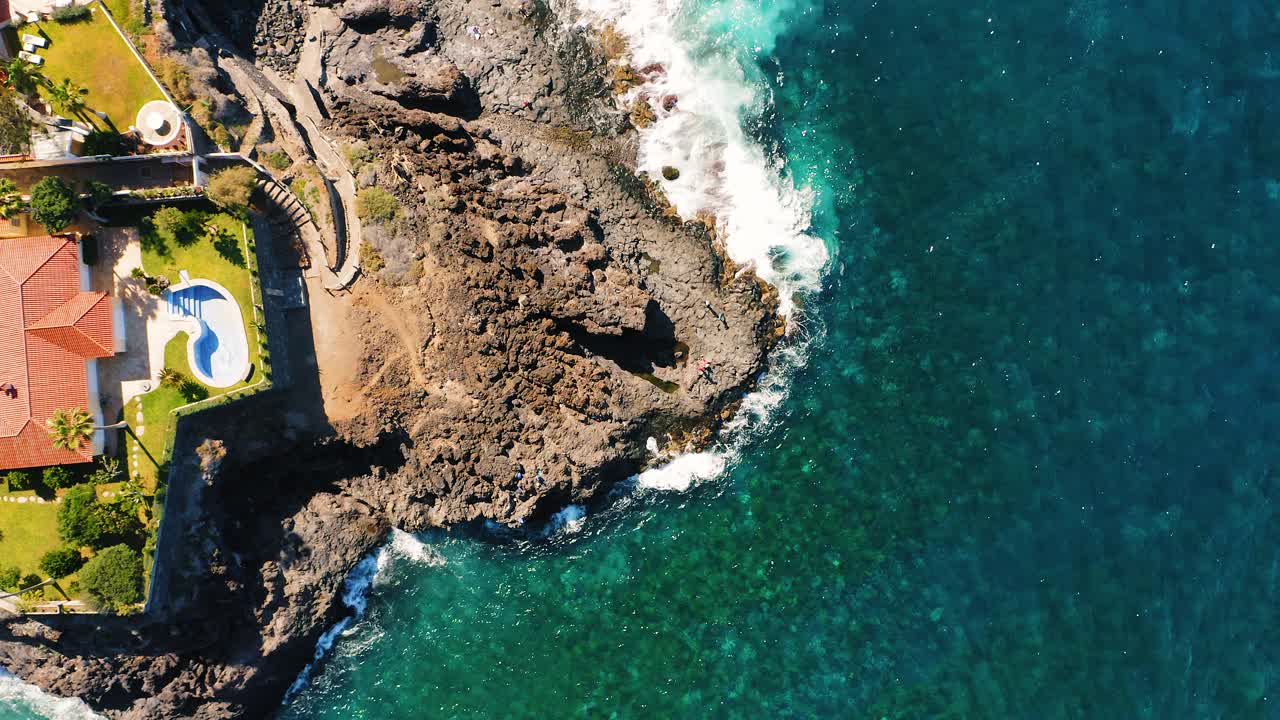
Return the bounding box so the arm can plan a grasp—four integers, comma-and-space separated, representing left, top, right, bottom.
135, 100, 182, 147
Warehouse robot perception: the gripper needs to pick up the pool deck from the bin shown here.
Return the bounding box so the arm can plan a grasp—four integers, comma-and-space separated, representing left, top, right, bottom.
93, 227, 191, 430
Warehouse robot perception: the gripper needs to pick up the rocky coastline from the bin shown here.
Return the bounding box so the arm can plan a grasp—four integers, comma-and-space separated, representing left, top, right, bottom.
0, 1, 783, 717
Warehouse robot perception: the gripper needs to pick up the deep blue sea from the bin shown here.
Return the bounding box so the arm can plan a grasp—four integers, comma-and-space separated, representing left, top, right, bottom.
7, 0, 1280, 718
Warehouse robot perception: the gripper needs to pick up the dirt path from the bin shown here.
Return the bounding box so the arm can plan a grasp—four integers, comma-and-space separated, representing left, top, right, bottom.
307, 279, 429, 423
357, 285, 428, 386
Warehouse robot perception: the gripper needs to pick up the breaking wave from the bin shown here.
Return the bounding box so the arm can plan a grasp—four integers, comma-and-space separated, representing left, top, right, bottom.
0, 670, 103, 720
563, 0, 831, 495
569, 0, 830, 316
285, 530, 445, 700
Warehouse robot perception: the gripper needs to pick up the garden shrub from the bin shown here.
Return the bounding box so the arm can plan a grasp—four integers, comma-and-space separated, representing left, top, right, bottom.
4, 470, 34, 492
207, 166, 257, 213
58, 484, 102, 548
356, 187, 399, 223
82, 130, 126, 157
94, 502, 145, 546
38, 547, 84, 578
0, 566, 19, 591
0, 94, 31, 156
78, 544, 143, 611
41, 466, 75, 491
29, 176, 77, 233
51, 4, 91, 22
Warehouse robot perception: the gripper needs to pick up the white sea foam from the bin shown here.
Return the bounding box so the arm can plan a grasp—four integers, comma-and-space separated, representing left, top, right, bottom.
569, 0, 829, 315
284, 547, 382, 700
635, 451, 726, 491
545, 504, 588, 536
635, 332, 814, 492
285, 530, 448, 701
376, 528, 446, 582
564, 0, 829, 489
0, 670, 104, 720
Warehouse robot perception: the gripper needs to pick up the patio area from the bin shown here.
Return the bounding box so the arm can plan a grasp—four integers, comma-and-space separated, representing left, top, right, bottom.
91, 226, 190, 454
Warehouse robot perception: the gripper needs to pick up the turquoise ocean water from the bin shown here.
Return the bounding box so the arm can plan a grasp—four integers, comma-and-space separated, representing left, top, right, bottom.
8, 0, 1280, 717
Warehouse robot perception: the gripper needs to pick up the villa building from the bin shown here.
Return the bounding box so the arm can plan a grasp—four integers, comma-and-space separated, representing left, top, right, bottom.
0, 235, 119, 470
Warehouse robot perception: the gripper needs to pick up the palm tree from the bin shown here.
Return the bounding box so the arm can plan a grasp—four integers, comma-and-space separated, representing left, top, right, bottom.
5, 58, 44, 97
158, 367, 184, 388
46, 78, 88, 119
46, 407, 93, 452
0, 179, 23, 220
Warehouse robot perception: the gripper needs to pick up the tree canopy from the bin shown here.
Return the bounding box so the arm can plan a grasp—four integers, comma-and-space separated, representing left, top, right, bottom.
4, 58, 44, 96
0, 178, 24, 219
29, 177, 78, 233
150, 206, 201, 246
57, 483, 102, 548
46, 406, 92, 451
206, 166, 257, 213
46, 78, 88, 119
78, 544, 143, 611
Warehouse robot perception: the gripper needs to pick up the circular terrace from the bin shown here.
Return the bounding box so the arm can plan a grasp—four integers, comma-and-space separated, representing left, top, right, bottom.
135, 100, 182, 147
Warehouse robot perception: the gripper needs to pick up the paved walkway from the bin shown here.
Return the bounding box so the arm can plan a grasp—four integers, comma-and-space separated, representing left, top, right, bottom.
292, 9, 364, 286
94, 227, 189, 430
210, 10, 362, 291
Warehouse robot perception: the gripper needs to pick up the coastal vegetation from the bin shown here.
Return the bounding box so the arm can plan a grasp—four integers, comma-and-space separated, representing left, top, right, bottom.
355, 186, 399, 222
266, 150, 292, 171
206, 166, 257, 214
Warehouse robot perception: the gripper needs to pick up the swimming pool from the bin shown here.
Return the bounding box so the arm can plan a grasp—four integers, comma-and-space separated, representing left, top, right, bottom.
164, 279, 250, 389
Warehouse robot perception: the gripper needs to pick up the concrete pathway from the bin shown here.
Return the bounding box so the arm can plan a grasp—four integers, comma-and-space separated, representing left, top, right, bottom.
285, 14, 364, 282
94, 227, 190, 429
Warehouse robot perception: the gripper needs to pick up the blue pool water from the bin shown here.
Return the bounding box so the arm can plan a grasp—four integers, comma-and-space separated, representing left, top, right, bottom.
165, 282, 249, 389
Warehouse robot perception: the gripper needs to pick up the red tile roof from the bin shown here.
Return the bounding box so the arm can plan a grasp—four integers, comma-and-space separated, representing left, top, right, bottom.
0, 236, 115, 471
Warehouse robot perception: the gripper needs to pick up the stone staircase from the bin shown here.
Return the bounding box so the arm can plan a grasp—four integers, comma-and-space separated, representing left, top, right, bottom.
254, 177, 347, 292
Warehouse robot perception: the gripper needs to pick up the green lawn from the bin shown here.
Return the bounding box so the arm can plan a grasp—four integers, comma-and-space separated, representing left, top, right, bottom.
32, 1, 165, 130
0, 493, 61, 578
124, 210, 266, 488
124, 383, 180, 489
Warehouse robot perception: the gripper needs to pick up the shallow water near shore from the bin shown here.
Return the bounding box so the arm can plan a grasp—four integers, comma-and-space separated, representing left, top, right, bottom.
276, 0, 1280, 717
8, 0, 1280, 717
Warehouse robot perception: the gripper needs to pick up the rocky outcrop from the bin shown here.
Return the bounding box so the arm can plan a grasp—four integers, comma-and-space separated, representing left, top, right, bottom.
0, 0, 783, 717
